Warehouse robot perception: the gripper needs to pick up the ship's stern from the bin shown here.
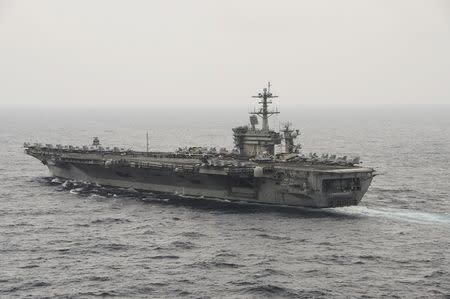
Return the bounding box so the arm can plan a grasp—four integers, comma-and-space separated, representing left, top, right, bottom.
313, 168, 374, 208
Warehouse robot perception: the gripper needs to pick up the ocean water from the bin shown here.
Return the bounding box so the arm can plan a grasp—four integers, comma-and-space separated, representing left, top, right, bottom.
0, 106, 449, 298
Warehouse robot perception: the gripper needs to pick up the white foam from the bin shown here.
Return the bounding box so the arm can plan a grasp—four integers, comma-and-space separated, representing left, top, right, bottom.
51, 178, 62, 184
332, 206, 450, 225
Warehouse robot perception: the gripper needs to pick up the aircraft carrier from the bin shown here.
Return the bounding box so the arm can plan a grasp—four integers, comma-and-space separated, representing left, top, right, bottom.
24, 83, 375, 208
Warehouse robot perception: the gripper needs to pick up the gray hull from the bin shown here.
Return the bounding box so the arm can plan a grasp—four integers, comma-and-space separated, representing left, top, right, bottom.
46, 160, 373, 208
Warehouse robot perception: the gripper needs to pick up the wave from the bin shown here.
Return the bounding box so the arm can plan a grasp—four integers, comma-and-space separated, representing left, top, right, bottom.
253, 268, 293, 278
256, 233, 292, 241
149, 255, 180, 260
241, 284, 327, 298
180, 231, 207, 238
169, 240, 196, 250
215, 251, 238, 258
3, 281, 51, 293
88, 276, 111, 282
18, 264, 39, 269
88, 243, 131, 251
192, 260, 242, 269
424, 270, 448, 279
370, 187, 417, 193
77, 291, 120, 297
91, 217, 131, 224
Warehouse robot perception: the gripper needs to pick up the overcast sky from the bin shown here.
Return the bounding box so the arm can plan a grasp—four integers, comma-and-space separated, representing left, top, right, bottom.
0, 0, 449, 108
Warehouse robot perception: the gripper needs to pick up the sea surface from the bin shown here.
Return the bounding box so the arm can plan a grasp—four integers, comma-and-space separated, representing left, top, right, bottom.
0, 106, 449, 298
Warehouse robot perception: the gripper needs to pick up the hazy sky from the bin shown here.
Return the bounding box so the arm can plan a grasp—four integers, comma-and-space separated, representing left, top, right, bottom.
1, 0, 449, 107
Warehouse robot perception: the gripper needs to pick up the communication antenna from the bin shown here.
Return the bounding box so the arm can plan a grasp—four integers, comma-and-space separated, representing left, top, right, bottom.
250, 81, 280, 131
146, 131, 149, 156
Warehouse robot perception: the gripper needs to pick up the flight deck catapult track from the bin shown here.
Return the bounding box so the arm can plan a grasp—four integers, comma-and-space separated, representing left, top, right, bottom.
24, 83, 375, 208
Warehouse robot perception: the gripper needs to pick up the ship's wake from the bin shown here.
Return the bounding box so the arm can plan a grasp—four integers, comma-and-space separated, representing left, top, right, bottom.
330, 206, 450, 225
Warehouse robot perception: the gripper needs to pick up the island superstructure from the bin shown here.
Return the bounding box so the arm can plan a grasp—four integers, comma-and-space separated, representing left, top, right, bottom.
24, 83, 374, 208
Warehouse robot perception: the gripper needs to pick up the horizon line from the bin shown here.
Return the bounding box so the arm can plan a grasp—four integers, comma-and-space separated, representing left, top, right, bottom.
1, 102, 449, 109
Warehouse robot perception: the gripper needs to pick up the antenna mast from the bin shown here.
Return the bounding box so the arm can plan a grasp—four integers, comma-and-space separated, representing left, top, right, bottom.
146, 131, 149, 156
251, 82, 279, 131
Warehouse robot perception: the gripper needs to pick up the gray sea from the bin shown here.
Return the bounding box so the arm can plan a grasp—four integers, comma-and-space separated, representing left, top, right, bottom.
0, 106, 449, 298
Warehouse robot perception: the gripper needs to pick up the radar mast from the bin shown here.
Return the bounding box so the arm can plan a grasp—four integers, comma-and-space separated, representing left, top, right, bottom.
250, 82, 279, 131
